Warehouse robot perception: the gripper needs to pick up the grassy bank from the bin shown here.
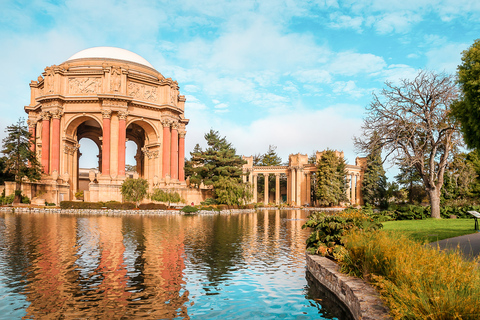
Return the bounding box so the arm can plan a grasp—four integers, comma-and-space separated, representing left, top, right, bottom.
382, 218, 477, 242
340, 231, 480, 319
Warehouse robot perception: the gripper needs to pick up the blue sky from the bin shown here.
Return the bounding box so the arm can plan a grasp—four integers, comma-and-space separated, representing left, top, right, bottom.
1, 0, 480, 177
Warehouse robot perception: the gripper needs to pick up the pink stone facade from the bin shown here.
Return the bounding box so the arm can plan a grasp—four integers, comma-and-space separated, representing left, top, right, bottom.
23, 49, 189, 204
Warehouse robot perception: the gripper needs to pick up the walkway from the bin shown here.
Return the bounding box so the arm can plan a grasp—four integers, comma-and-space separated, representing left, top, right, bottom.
430, 231, 480, 260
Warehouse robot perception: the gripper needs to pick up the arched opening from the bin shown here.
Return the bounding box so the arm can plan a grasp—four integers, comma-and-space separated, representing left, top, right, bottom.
78, 137, 100, 192
126, 122, 146, 178
125, 140, 138, 178
64, 116, 103, 198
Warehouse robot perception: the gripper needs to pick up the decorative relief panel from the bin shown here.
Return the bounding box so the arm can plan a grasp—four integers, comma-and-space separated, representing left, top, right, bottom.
128, 81, 158, 102
69, 77, 102, 94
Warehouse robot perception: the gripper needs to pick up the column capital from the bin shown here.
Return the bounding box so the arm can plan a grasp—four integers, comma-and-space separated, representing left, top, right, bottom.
27, 119, 37, 128
275, 172, 281, 177
171, 121, 179, 130
101, 109, 112, 119
50, 108, 63, 119
178, 130, 186, 138
40, 111, 51, 121
161, 119, 171, 128
118, 110, 129, 120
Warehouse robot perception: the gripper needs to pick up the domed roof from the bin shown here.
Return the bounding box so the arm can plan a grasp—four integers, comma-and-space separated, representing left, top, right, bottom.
66, 47, 154, 68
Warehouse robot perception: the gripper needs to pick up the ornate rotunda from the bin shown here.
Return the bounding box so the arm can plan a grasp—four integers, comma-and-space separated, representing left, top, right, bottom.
24, 47, 189, 203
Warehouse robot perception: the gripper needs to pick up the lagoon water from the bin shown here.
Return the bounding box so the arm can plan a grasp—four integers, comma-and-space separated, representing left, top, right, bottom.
0, 210, 350, 319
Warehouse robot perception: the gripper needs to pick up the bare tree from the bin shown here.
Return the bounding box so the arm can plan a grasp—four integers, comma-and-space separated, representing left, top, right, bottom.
354, 71, 462, 218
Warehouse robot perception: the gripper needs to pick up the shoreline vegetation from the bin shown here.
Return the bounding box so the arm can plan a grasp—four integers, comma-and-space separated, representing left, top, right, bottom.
303, 208, 480, 319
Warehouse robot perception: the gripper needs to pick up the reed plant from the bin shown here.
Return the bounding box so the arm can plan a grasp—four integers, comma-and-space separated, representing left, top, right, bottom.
340, 230, 480, 319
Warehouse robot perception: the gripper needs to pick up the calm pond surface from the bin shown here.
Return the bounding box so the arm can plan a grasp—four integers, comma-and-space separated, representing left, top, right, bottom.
0, 209, 351, 319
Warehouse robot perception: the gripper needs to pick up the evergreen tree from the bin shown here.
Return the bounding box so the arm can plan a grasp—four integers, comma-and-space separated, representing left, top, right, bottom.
186, 130, 251, 204
185, 143, 204, 187
260, 145, 282, 166
361, 147, 387, 206
315, 150, 348, 206
395, 165, 424, 203
1, 118, 42, 203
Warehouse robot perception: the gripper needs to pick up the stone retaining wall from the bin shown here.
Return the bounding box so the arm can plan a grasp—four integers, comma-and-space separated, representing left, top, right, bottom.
306, 254, 391, 320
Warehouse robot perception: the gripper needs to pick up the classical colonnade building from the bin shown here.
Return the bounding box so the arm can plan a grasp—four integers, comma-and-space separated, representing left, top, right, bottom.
8, 46, 366, 206
23, 47, 190, 203
243, 151, 366, 206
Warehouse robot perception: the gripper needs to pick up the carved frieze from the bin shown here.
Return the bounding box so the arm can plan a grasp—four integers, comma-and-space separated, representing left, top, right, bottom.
102, 100, 128, 108
69, 77, 102, 94
128, 81, 158, 102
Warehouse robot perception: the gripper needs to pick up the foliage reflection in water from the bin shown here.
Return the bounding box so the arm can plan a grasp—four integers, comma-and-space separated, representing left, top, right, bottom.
0, 210, 350, 319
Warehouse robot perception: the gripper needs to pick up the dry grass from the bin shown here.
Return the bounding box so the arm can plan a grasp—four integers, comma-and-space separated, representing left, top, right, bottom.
340, 230, 480, 319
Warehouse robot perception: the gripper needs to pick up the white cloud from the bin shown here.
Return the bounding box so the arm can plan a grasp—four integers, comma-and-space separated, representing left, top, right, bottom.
327, 52, 386, 76
426, 43, 469, 73
207, 106, 363, 165
328, 14, 363, 31
332, 81, 366, 98
291, 69, 332, 84
214, 103, 229, 109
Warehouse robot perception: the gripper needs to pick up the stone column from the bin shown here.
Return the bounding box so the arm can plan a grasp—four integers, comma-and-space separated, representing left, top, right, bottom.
296, 168, 303, 206
178, 130, 186, 182
118, 111, 128, 176
51, 109, 62, 174
170, 122, 179, 180
275, 173, 280, 205
41, 111, 51, 174
346, 175, 351, 203
253, 174, 258, 203
27, 119, 36, 153
306, 172, 311, 206
351, 174, 356, 205
161, 119, 171, 179
101, 110, 112, 176
264, 173, 269, 204
290, 168, 296, 205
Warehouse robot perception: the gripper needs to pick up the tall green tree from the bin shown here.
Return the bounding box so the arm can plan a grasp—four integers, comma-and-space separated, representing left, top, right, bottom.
315, 150, 348, 206
1, 118, 42, 203
452, 39, 480, 150
186, 130, 251, 204
362, 147, 387, 207
121, 177, 148, 208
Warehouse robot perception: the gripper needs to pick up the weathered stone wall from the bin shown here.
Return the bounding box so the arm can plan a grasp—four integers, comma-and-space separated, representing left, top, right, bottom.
306, 254, 391, 320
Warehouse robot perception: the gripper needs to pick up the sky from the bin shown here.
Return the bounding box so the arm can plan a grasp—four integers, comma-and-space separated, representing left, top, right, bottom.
1, 0, 480, 178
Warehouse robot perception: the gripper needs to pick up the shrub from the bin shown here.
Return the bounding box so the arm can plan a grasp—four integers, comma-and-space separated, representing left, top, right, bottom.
218, 204, 228, 211
340, 231, 480, 319
302, 208, 382, 258
201, 197, 217, 205
181, 205, 198, 213
139, 203, 168, 210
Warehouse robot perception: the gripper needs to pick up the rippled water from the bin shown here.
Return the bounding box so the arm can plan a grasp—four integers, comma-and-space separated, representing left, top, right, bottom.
0, 210, 351, 319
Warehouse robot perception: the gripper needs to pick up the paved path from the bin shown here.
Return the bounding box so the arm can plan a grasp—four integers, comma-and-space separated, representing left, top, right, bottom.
430, 231, 480, 260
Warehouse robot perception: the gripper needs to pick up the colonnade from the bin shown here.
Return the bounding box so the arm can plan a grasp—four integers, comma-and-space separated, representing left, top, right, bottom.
161, 119, 186, 181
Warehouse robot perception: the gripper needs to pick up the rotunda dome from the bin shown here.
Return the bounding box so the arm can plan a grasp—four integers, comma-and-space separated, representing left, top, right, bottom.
66, 47, 154, 69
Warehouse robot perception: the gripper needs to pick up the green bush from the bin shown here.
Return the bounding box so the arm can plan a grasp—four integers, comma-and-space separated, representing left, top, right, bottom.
302, 208, 382, 258
181, 205, 199, 213
201, 198, 217, 205
218, 204, 228, 211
